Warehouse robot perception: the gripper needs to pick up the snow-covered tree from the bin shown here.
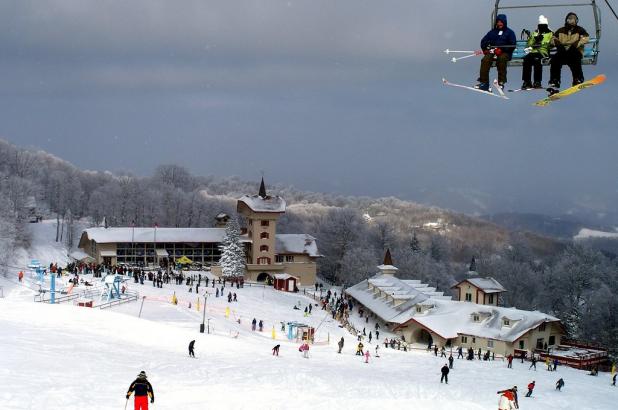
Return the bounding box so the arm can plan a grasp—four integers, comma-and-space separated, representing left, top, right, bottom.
219, 218, 245, 278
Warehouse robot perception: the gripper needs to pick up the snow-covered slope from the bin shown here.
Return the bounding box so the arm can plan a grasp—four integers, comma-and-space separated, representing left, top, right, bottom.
574, 227, 618, 240
0, 275, 615, 410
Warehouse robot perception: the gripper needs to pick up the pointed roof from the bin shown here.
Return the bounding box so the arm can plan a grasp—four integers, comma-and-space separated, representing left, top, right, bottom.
259, 177, 267, 198
383, 248, 393, 265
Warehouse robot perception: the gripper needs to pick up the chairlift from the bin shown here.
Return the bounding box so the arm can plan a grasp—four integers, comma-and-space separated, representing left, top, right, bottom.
492, 0, 601, 66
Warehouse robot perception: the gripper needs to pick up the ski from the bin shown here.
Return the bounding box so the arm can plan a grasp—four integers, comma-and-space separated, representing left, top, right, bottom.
493, 79, 507, 99
507, 87, 546, 93
442, 78, 508, 99
533, 74, 606, 106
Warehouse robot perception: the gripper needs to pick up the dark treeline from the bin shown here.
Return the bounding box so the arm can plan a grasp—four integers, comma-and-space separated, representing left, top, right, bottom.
0, 139, 616, 355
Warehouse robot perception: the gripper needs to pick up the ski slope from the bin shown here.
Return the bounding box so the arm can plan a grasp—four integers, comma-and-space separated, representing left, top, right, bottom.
0, 274, 615, 410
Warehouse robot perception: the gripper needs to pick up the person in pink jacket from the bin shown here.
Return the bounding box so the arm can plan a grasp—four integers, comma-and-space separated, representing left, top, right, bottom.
364, 349, 371, 363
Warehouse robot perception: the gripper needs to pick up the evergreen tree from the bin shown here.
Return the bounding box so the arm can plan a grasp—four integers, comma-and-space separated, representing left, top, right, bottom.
469, 256, 477, 272
219, 218, 246, 278
410, 231, 421, 254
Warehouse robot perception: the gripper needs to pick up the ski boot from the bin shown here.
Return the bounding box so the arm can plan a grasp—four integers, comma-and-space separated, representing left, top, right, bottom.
548, 79, 560, 88
521, 81, 532, 90
532, 81, 543, 89
572, 78, 584, 87
475, 82, 490, 92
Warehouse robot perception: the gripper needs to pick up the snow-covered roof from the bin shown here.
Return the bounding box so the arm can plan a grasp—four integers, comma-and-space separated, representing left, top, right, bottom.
275, 234, 320, 257
345, 273, 450, 325
405, 299, 560, 342
238, 195, 286, 213
274, 273, 297, 280
454, 277, 506, 293
81, 227, 247, 244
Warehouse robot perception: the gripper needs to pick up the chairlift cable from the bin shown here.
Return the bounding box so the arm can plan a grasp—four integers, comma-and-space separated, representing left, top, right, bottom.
603, 0, 618, 21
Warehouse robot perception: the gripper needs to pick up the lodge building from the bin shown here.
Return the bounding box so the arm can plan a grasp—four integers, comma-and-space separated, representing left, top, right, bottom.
345, 250, 565, 357
78, 179, 320, 285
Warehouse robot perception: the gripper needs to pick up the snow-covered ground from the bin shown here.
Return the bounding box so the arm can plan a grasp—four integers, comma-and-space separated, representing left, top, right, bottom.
574, 227, 618, 240
1, 224, 616, 410
1, 275, 616, 410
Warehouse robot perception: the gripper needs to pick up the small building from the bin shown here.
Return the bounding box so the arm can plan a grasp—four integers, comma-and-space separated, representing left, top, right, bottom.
451, 277, 506, 306
273, 273, 298, 292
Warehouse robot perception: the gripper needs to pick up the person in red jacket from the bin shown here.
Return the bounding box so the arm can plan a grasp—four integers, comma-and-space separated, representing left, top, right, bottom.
525, 380, 535, 397
18, 271, 24, 282
126, 371, 154, 410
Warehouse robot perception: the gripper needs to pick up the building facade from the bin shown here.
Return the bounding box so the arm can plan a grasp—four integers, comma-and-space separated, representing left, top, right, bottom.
78, 179, 320, 285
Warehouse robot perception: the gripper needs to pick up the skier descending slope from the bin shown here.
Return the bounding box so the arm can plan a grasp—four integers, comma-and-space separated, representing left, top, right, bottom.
477, 14, 516, 91
126, 371, 155, 410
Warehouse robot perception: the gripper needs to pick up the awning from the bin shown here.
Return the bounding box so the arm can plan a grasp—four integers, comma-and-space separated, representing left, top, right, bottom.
155, 249, 169, 257
100, 250, 117, 257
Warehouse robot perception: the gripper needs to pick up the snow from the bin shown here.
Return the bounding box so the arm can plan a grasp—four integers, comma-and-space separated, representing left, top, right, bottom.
81, 227, 228, 244
0, 224, 615, 410
238, 194, 286, 213
574, 228, 618, 240
275, 234, 320, 257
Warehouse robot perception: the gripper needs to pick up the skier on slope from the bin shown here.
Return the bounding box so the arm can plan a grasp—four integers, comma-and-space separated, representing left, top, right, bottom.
497, 388, 517, 410
440, 364, 450, 384
126, 371, 155, 410
525, 380, 535, 397
521, 15, 553, 89
477, 14, 516, 91
549, 12, 590, 88
188, 340, 195, 358
338, 337, 345, 354
556, 378, 565, 391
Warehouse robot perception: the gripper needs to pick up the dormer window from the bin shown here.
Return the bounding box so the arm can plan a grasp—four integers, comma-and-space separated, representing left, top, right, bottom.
503, 319, 510, 327
416, 306, 422, 313
473, 314, 480, 322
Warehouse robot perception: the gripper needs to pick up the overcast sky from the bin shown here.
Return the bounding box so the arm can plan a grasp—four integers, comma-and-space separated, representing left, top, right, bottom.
1, 1, 617, 216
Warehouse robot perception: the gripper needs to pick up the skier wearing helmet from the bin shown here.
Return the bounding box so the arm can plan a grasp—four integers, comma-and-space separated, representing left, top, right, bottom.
126, 371, 155, 410
549, 12, 590, 88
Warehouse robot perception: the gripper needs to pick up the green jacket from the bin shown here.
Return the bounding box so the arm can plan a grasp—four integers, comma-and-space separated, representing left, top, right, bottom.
527, 31, 553, 57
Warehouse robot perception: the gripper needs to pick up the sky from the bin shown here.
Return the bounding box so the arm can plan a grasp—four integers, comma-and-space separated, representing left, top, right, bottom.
0, 0, 617, 217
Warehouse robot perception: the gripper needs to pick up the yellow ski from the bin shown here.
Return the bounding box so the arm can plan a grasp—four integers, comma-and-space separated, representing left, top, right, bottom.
534, 74, 606, 106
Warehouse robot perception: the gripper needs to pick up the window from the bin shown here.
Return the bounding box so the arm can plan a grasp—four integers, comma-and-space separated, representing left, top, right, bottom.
257, 257, 271, 265
473, 315, 480, 322
488, 294, 494, 304
536, 338, 544, 349
472, 337, 476, 344
416, 306, 422, 313
519, 340, 525, 349
275, 255, 283, 263
259, 245, 269, 252
261, 220, 269, 227
548, 335, 556, 346
285, 255, 294, 262
260, 232, 269, 239
539, 323, 546, 332
487, 340, 494, 348
461, 336, 468, 343
465, 293, 472, 302
503, 319, 510, 327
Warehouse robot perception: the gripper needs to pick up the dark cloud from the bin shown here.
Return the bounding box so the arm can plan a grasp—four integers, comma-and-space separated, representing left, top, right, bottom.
0, 0, 616, 215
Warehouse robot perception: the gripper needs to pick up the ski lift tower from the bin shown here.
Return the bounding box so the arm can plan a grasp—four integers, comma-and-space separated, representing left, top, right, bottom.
101, 274, 124, 302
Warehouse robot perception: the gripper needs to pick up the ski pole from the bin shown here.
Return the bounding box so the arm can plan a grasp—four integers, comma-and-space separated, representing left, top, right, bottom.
444, 49, 479, 54
124, 398, 128, 410
450, 52, 482, 63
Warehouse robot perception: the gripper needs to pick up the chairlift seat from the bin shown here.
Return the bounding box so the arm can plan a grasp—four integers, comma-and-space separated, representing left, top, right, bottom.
503, 38, 598, 66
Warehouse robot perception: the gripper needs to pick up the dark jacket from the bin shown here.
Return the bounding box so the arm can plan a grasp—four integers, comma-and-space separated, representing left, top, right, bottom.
441, 365, 450, 375
480, 14, 517, 59
189, 340, 195, 350
553, 12, 589, 55
127, 377, 154, 399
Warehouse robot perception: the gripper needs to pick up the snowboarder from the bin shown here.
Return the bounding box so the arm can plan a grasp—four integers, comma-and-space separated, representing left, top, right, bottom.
440, 364, 449, 384
338, 337, 344, 354
477, 14, 517, 91
497, 388, 517, 410
549, 12, 589, 88
364, 349, 371, 363
272, 344, 280, 356
188, 340, 195, 358
521, 15, 553, 89
525, 380, 535, 397
126, 371, 154, 410
448, 354, 454, 369
556, 378, 565, 391
507, 354, 513, 368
